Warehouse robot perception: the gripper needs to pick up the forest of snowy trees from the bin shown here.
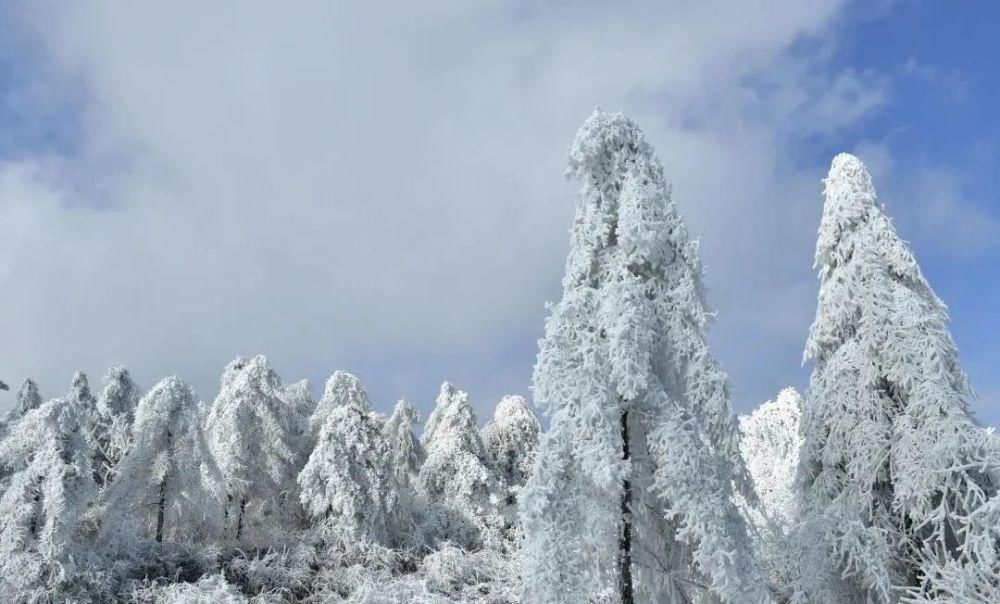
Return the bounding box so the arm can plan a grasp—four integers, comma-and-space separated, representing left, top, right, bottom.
1, 111, 999, 603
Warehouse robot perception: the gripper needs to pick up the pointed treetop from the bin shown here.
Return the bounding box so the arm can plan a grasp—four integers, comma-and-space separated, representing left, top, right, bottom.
423, 382, 482, 453
68, 371, 96, 409
311, 371, 371, 435
321, 371, 371, 411
97, 366, 141, 419
16, 379, 42, 416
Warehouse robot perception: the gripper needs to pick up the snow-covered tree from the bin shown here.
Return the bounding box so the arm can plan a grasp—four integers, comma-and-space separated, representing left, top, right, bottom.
310, 371, 370, 437
383, 398, 425, 490
481, 395, 540, 501
93, 367, 141, 486
418, 382, 504, 549
738, 387, 804, 532
68, 371, 97, 412
15, 379, 42, 417
735, 387, 804, 590
794, 153, 1000, 602
206, 355, 301, 543
103, 376, 224, 546
96, 366, 140, 421
521, 110, 768, 604
0, 380, 7, 392
0, 397, 97, 595
298, 377, 395, 545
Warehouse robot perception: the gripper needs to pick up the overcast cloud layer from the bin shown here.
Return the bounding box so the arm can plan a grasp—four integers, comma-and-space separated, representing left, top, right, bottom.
1, 1, 995, 423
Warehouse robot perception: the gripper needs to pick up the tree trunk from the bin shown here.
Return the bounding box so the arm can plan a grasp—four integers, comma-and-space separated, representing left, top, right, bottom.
236, 495, 247, 540
619, 409, 635, 604
155, 479, 166, 543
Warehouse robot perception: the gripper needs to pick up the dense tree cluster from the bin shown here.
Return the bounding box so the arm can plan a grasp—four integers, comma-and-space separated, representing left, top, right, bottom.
1, 113, 997, 602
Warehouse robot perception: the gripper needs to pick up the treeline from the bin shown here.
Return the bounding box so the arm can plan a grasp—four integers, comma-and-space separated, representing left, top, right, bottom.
0, 362, 539, 601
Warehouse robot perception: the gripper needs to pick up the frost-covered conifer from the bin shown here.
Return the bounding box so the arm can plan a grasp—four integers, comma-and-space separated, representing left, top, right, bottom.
736, 388, 804, 590
418, 382, 504, 549
310, 371, 370, 437
104, 377, 224, 546
521, 110, 768, 604
298, 377, 395, 545
96, 366, 140, 421
0, 398, 97, 595
794, 153, 1000, 602
68, 371, 97, 411
384, 398, 425, 489
93, 367, 141, 486
206, 355, 301, 543
739, 388, 804, 532
481, 395, 540, 499
15, 379, 42, 417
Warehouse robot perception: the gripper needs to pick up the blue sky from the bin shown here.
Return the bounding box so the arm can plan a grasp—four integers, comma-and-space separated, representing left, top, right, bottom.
0, 1, 997, 426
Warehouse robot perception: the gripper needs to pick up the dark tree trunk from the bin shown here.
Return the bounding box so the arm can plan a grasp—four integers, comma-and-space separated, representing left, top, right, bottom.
619, 409, 635, 604
155, 429, 172, 544
236, 496, 247, 540
155, 479, 166, 543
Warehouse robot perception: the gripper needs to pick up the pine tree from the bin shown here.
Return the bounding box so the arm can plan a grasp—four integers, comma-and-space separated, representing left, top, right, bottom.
418, 382, 503, 549
103, 377, 224, 546
206, 355, 301, 543
384, 398, 425, 490
794, 153, 1000, 602
93, 367, 142, 486
481, 395, 540, 502
298, 377, 395, 545
520, 110, 768, 603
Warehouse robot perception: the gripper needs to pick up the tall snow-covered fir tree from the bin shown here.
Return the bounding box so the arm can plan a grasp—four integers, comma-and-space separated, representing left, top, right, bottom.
298, 375, 396, 545
93, 367, 142, 486
206, 355, 301, 543
103, 377, 224, 546
384, 398, 425, 490
481, 395, 540, 502
520, 110, 768, 604
794, 153, 1000, 603
418, 382, 504, 549
0, 397, 97, 595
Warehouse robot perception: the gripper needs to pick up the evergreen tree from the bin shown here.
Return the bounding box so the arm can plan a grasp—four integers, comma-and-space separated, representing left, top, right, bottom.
384, 398, 425, 490
0, 398, 97, 595
93, 367, 142, 486
418, 382, 503, 549
206, 355, 301, 543
481, 395, 540, 502
310, 371, 370, 438
520, 110, 768, 603
15, 379, 42, 418
298, 377, 395, 545
736, 388, 805, 591
794, 153, 1000, 602
103, 377, 224, 546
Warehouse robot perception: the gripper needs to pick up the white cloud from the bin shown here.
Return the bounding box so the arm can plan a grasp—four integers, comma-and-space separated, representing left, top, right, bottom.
1, 0, 889, 416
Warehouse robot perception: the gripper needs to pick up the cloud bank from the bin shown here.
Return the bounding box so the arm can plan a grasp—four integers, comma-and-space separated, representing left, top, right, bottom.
0, 1, 990, 421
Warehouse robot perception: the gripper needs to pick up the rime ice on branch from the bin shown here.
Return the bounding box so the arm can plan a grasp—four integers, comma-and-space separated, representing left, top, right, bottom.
793, 153, 1000, 603
520, 110, 769, 604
